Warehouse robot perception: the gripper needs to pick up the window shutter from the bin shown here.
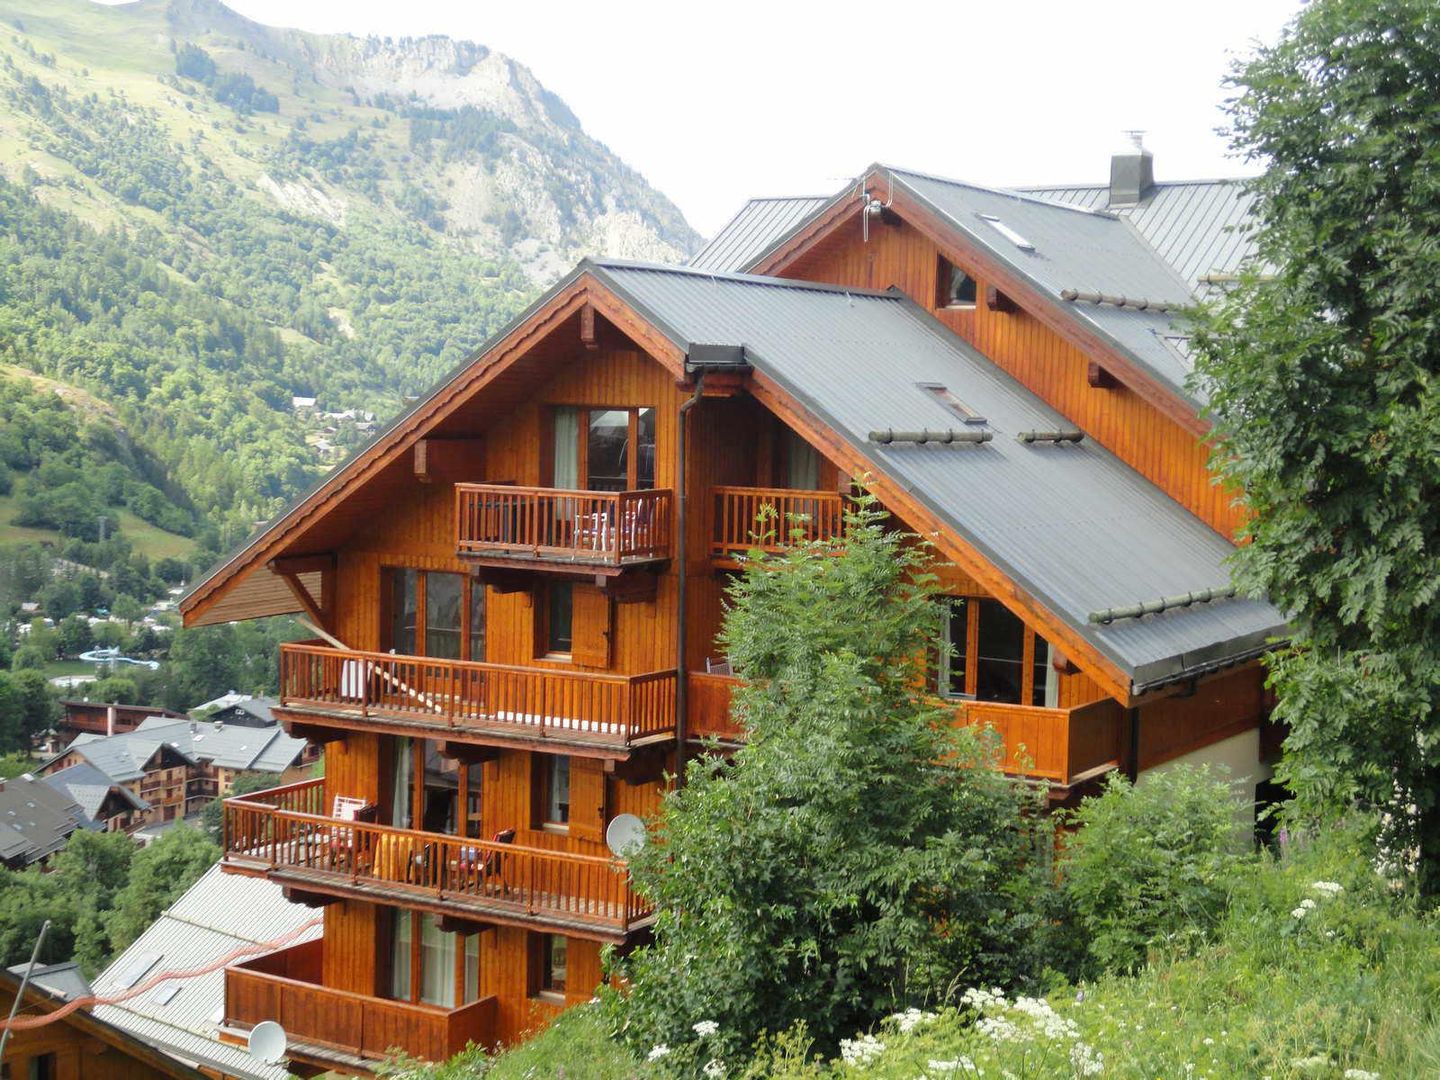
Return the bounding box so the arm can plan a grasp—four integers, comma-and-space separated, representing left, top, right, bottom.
571, 585, 612, 669
568, 757, 607, 844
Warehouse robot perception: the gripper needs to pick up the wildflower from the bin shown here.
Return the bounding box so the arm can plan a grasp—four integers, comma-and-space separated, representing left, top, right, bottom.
927, 1059, 974, 1074
646, 1044, 671, 1062
1342, 1071, 1379, 1080
840, 1034, 886, 1067
693, 1020, 720, 1038
890, 1007, 936, 1033
1291, 906, 1310, 919
960, 987, 1006, 1011
1202, 1037, 1215, 1046
1070, 1041, 1103, 1076
702, 1059, 726, 1079
1312, 881, 1344, 897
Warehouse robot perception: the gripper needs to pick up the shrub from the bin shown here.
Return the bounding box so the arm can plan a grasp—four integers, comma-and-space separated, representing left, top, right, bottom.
1060, 765, 1249, 975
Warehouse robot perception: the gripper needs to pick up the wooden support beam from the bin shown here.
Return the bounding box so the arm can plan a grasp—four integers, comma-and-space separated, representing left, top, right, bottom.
282, 886, 342, 909
470, 566, 534, 594
440, 741, 502, 765
269, 553, 334, 632
438, 915, 496, 935
269, 553, 336, 576
580, 303, 599, 350
414, 438, 432, 483
605, 744, 670, 785
1087, 361, 1118, 389
596, 571, 660, 604
278, 719, 349, 745
986, 285, 1018, 313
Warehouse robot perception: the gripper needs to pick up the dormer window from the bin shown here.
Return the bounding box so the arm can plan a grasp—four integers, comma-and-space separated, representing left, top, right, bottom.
936, 256, 977, 309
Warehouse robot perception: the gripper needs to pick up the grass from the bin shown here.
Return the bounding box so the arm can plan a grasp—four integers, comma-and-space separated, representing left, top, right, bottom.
0, 494, 195, 562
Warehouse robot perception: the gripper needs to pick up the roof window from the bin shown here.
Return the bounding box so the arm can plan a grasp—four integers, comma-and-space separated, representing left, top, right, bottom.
977, 214, 1035, 251
917, 383, 987, 425
936, 256, 977, 309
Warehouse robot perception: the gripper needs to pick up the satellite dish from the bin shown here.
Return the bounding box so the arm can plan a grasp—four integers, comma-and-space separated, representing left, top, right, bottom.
605, 813, 647, 857
247, 1020, 287, 1065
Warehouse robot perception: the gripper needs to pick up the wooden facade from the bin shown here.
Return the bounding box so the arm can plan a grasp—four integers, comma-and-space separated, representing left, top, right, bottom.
186, 189, 1272, 1072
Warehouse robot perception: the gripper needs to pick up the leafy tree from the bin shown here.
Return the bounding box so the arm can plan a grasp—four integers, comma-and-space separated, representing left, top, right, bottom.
111, 594, 144, 626
101, 824, 218, 957
605, 501, 1052, 1064
0, 673, 25, 751
40, 578, 81, 622
0, 751, 36, 780
9, 669, 57, 741
1191, 0, 1440, 893
55, 830, 135, 974
199, 770, 281, 838
57, 613, 93, 657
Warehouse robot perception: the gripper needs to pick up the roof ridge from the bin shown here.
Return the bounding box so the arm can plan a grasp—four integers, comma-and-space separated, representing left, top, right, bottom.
592, 259, 904, 301
882, 165, 1119, 219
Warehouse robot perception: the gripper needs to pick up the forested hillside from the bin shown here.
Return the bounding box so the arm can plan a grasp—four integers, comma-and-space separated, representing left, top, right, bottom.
0, 0, 697, 560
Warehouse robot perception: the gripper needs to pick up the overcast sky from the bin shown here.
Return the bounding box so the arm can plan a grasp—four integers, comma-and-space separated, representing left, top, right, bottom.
216, 0, 1302, 237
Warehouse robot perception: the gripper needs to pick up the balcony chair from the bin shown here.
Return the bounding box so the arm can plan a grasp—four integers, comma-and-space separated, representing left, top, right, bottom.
456, 828, 516, 893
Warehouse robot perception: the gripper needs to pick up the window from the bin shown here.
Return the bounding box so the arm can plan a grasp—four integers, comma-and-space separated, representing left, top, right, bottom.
27, 1056, 54, 1080
388, 736, 479, 836
390, 908, 412, 1000
937, 597, 1053, 707
420, 914, 457, 1007
389, 910, 461, 1008
550, 406, 657, 491
421, 740, 459, 834
918, 383, 986, 425
534, 754, 571, 829
464, 932, 480, 1004
937, 256, 978, 308
784, 429, 820, 491
382, 569, 485, 661
531, 933, 568, 1001
544, 582, 574, 656
976, 213, 1035, 251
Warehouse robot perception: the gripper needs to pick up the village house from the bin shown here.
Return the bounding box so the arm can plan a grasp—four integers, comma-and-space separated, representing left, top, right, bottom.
0, 774, 95, 869
57, 699, 188, 748
178, 142, 1282, 1074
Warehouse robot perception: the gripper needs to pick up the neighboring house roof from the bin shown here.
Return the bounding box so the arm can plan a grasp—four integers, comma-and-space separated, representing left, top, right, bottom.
0, 774, 92, 864
590, 260, 1284, 689
52, 721, 306, 783
690, 196, 831, 273
93, 864, 321, 1080
191, 693, 277, 726
1018, 178, 1259, 291
42, 761, 150, 822
7, 960, 92, 1002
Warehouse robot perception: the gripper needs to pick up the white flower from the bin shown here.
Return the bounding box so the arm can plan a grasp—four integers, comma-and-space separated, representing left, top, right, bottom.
693, 1020, 720, 1038
960, 987, 1006, 1011
927, 1059, 975, 1074
1203, 1037, 1215, 1046
702, 1059, 726, 1079
1070, 1041, 1104, 1076
1312, 881, 1344, 897
1291, 906, 1310, 919
1290, 1055, 1329, 1071
646, 1044, 671, 1062
890, 1007, 937, 1033
1342, 1071, 1379, 1080
840, 1034, 886, 1067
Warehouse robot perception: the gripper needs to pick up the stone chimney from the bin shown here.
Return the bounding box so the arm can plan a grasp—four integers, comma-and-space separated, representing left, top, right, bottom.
1109, 130, 1154, 207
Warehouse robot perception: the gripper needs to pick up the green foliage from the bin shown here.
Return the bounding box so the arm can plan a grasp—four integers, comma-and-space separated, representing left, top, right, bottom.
0, 750, 36, 780
199, 770, 282, 838
1059, 766, 1248, 974
1189, 0, 1440, 893
605, 500, 1053, 1066
160, 618, 299, 710
99, 823, 218, 960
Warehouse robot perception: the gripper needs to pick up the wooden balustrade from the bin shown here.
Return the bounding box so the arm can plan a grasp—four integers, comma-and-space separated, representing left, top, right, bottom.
222, 796, 652, 936
226, 939, 497, 1062
712, 486, 846, 564
279, 642, 677, 748
950, 698, 1124, 785
455, 484, 672, 566
687, 671, 746, 742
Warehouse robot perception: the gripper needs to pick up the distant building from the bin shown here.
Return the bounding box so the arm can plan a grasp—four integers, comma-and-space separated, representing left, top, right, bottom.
57, 700, 188, 747
39, 717, 312, 826
291, 395, 317, 410
5, 960, 91, 1003
191, 693, 277, 729
42, 760, 150, 833
0, 773, 93, 868
93, 864, 320, 1080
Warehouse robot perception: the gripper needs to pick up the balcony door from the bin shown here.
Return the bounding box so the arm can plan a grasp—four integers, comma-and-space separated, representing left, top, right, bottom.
939, 597, 1057, 708
386, 736, 482, 839
550, 406, 656, 491
383, 568, 485, 662
388, 910, 482, 1009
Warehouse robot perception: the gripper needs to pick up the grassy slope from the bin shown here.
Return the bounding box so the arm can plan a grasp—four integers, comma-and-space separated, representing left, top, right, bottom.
0, 495, 195, 562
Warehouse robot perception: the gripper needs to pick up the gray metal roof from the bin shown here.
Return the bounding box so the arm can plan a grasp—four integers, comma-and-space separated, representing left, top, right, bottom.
591, 260, 1284, 689
7, 960, 91, 1002
1019, 179, 1259, 290
0, 774, 90, 864
884, 168, 1206, 408
42, 761, 149, 822
93, 864, 321, 1080
65, 720, 307, 781
690, 196, 831, 273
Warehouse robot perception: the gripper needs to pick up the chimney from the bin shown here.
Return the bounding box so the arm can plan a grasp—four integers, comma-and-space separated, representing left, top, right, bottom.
1109, 130, 1154, 208
106, 705, 116, 737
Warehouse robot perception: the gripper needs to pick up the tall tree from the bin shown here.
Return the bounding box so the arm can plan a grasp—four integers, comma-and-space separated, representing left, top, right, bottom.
1192, 0, 1440, 892
605, 500, 1051, 1065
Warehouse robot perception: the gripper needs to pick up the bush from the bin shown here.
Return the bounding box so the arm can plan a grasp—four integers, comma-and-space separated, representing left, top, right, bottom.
1060, 766, 1248, 974
604, 499, 1055, 1069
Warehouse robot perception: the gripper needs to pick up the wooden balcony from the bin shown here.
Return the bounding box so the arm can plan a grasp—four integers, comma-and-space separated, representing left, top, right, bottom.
684, 671, 1122, 788
278, 641, 677, 755
225, 938, 497, 1065
222, 779, 653, 941
712, 486, 846, 567
455, 484, 672, 573
949, 698, 1124, 786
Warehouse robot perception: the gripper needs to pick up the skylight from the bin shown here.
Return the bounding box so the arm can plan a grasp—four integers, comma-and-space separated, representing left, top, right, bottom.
917, 383, 987, 425
152, 982, 182, 1006
115, 951, 161, 989
977, 214, 1035, 252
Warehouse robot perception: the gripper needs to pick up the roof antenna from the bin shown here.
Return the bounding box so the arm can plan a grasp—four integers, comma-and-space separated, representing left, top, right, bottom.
861, 174, 894, 243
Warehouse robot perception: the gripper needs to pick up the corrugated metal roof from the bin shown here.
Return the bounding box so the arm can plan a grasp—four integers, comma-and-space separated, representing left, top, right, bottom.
690, 196, 831, 273
6, 960, 91, 1002
0, 774, 90, 863
63, 720, 306, 780
1018, 179, 1260, 290
593, 261, 1284, 687
94, 864, 320, 1080
885, 168, 1206, 407
42, 761, 148, 822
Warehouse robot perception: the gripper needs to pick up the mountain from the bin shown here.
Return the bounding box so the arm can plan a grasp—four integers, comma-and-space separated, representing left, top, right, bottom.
0, 0, 698, 558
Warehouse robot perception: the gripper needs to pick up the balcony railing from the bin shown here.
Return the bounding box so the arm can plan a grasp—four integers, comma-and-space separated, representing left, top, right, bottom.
712, 486, 846, 565
226, 938, 496, 1063
687, 671, 746, 742
223, 780, 652, 938
279, 641, 677, 750
949, 698, 1125, 785
455, 484, 673, 567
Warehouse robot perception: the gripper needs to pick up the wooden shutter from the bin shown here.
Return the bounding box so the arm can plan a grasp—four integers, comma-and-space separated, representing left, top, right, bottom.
570, 585, 612, 669
568, 757, 607, 844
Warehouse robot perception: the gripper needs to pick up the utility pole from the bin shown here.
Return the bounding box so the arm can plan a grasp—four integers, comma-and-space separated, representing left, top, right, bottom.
0, 919, 50, 1061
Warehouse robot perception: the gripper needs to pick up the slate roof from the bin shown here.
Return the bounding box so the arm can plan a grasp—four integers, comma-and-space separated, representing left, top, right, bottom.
588, 259, 1284, 690
93, 864, 322, 1080
191, 693, 277, 726
59, 720, 307, 783
690, 196, 831, 273
0, 774, 92, 865
42, 761, 149, 822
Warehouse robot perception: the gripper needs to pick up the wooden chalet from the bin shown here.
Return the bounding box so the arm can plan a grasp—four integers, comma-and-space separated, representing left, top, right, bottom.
180, 142, 1283, 1073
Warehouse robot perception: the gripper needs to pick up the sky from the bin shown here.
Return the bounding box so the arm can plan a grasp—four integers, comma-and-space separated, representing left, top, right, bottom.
216, 0, 1303, 238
